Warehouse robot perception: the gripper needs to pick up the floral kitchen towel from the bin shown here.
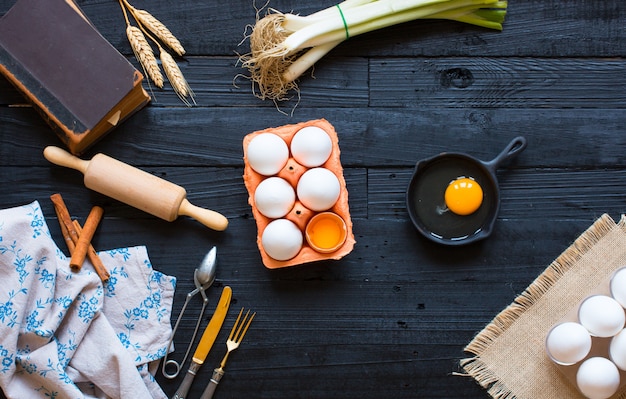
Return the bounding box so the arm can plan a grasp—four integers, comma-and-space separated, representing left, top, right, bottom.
0, 201, 176, 399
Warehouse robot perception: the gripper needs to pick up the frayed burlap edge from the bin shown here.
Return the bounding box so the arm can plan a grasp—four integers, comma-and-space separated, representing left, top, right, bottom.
459, 214, 626, 399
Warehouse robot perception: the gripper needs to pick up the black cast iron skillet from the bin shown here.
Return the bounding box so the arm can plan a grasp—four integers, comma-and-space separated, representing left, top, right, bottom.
406, 136, 527, 246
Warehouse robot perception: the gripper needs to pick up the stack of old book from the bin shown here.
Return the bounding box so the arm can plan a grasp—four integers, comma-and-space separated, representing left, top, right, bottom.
0, 0, 150, 154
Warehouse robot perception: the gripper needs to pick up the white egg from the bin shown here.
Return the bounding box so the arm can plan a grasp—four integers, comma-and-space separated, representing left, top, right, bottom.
290, 126, 333, 167
247, 133, 289, 176
261, 219, 303, 261
297, 167, 341, 212
610, 328, 626, 370
254, 177, 296, 218
576, 357, 620, 399
610, 267, 626, 308
578, 295, 625, 337
545, 322, 592, 365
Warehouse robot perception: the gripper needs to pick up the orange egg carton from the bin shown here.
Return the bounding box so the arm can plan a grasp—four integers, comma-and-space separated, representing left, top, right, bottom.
242, 119, 355, 269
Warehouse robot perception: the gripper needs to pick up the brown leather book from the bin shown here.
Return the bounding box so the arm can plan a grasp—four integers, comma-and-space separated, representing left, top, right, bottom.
0, 0, 150, 155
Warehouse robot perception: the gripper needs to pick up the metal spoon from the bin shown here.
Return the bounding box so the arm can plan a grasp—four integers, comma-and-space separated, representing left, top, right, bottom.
194, 248, 217, 291
162, 247, 218, 379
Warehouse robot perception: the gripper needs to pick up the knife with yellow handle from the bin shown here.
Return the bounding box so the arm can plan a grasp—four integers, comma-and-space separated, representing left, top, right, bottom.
172, 286, 232, 399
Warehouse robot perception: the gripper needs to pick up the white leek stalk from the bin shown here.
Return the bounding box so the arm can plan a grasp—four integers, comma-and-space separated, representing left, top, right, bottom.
240, 0, 507, 102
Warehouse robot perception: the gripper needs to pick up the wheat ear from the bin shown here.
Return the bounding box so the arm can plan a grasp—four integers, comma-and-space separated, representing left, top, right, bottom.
160, 49, 195, 106
126, 25, 163, 88
131, 8, 186, 56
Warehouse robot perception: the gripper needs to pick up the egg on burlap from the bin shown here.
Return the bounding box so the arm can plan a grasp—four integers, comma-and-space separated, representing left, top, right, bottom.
578, 295, 625, 337
545, 322, 592, 365
576, 357, 620, 399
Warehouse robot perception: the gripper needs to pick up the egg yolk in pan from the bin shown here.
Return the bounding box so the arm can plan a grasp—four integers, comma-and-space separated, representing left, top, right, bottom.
444, 177, 483, 215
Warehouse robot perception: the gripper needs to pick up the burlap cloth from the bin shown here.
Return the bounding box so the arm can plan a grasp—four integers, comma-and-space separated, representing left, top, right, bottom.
460, 214, 626, 399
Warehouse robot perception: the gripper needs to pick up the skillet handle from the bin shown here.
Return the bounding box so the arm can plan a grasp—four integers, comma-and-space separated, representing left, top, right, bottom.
484, 136, 527, 172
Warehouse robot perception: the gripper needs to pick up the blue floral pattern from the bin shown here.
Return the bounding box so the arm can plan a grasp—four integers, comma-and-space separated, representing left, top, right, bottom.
0, 201, 176, 398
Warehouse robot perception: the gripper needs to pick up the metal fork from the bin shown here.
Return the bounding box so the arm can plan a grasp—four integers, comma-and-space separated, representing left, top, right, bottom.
199, 308, 255, 399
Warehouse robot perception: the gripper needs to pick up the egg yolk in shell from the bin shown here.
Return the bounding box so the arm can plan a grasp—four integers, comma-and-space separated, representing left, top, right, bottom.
444, 177, 483, 215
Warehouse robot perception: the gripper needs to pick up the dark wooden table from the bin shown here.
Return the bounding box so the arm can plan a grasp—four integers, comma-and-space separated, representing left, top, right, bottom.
1, 0, 624, 398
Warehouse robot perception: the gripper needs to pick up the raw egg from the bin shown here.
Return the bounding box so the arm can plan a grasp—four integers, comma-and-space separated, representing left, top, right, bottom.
610, 267, 626, 308
297, 167, 341, 212
610, 328, 626, 370
290, 126, 333, 167
261, 219, 303, 261
545, 322, 592, 365
247, 133, 289, 176
576, 357, 621, 399
578, 295, 625, 337
305, 212, 347, 253
254, 177, 296, 218
444, 177, 483, 215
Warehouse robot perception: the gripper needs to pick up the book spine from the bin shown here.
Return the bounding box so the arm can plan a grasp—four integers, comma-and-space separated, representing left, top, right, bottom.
0, 46, 89, 152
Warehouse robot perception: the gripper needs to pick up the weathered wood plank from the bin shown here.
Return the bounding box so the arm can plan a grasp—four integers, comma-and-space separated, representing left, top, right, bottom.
370, 57, 626, 108
0, 55, 370, 108
368, 168, 626, 221
0, 0, 623, 60
7, 0, 616, 58
0, 166, 368, 221
1, 165, 622, 228
336, 0, 626, 58
2, 107, 625, 169
4, 55, 625, 109
35, 213, 583, 290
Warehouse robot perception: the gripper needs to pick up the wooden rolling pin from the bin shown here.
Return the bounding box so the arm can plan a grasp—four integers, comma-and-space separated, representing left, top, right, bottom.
43, 146, 228, 231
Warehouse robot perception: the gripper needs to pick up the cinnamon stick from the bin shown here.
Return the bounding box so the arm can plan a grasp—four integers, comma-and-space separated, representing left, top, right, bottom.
70, 205, 103, 271
50, 193, 80, 248
73, 220, 110, 282
50, 194, 109, 282
53, 202, 76, 254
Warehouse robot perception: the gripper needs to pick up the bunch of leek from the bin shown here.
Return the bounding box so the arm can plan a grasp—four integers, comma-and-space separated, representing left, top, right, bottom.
240, 0, 507, 102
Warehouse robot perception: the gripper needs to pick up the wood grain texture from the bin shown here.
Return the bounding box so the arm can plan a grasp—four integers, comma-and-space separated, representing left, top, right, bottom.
0, 0, 625, 398
370, 58, 626, 108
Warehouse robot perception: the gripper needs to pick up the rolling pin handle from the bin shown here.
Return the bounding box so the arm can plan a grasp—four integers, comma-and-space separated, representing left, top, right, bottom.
178, 199, 229, 231
43, 146, 89, 175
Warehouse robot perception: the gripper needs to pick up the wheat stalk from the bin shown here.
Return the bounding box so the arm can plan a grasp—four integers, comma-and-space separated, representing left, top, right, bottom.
118, 0, 194, 105
160, 48, 195, 106
126, 25, 164, 88
131, 8, 186, 56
